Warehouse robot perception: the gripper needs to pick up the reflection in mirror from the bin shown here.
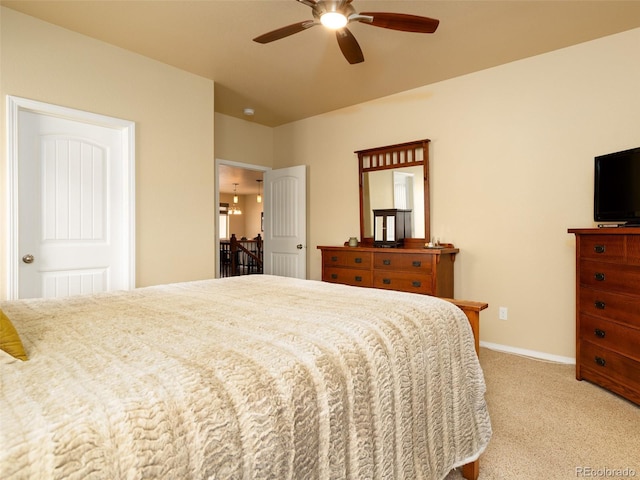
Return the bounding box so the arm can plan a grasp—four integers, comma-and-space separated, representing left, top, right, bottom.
363, 165, 425, 238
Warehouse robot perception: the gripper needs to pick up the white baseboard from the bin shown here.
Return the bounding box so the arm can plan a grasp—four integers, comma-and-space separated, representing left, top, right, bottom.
480, 341, 576, 365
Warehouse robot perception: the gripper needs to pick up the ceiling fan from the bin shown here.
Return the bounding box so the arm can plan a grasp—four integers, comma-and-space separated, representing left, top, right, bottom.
253, 0, 439, 65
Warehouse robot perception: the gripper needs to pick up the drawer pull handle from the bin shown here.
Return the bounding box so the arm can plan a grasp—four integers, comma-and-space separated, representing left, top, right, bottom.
331, 256, 338, 262
594, 272, 605, 282
383, 259, 391, 266
331, 273, 338, 279
595, 356, 606, 367
594, 328, 606, 338
355, 276, 362, 282
594, 245, 606, 254
412, 261, 422, 267
594, 300, 606, 310
383, 278, 391, 285
355, 257, 362, 264
412, 281, 422, 287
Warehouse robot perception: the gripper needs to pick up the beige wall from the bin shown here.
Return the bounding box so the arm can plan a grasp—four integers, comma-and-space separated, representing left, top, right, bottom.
241, 195, 264, 239
273, 28, 640, 359
214, 113, 274, 168
0, 7, 216, 295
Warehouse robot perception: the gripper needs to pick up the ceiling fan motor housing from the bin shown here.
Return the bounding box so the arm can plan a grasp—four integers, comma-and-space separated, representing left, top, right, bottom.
312, 0, 356, 23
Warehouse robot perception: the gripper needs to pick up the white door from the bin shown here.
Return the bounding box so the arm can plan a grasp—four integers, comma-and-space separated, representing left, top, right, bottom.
8, 97, 135, 299
263, 165, 306, 278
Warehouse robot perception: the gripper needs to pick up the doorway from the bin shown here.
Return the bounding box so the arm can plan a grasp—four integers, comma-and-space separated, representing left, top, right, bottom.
215, 159, 270, 278
215, 160, 307, 279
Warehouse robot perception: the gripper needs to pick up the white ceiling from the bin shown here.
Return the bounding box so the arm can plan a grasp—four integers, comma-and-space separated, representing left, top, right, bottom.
4, 0, 640, 129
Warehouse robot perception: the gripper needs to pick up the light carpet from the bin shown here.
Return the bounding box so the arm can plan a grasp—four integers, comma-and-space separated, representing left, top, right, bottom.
446, 347, 640, 479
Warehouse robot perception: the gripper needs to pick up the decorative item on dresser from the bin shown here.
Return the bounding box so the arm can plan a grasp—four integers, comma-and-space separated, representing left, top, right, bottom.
372, 208, 412, 247
568, 228, 640, 405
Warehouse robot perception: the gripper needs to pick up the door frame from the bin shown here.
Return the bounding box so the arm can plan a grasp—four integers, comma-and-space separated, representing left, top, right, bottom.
5, 95, 136, 299
214, 158, 270, 278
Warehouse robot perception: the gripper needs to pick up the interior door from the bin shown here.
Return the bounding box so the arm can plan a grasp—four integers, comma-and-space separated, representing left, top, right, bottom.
263, 165, 307, 278
9, 97, 135, 299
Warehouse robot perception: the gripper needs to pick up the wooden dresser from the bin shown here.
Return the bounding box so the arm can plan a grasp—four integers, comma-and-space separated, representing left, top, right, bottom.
568, 228, 640, 405
318, 245, 458, 298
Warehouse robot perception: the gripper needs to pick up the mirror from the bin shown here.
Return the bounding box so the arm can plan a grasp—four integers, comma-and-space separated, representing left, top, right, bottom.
357, 139, 430, 245
362, 166, 425, 238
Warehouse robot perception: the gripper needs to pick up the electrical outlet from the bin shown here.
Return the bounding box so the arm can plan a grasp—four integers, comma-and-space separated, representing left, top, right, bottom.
499, 307, 508, 321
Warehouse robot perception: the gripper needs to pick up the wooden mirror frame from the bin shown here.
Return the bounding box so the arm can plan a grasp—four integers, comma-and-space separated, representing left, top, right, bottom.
356, 139, 430, 248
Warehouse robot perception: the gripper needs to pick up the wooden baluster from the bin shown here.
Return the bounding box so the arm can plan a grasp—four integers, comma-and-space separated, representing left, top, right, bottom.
230, 234, 239, 276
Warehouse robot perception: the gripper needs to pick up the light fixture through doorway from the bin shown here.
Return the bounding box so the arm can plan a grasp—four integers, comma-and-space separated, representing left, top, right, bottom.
256, 179, 263, 203
230, 183, 242, 215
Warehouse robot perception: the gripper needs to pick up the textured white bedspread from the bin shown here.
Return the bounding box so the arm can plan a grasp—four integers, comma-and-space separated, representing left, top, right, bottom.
0, 275, 491, 479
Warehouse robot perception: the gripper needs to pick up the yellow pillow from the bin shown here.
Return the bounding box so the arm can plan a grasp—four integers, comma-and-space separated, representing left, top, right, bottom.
0, 309, 28, 361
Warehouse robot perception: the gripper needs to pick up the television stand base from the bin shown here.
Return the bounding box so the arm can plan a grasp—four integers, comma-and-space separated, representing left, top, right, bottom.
597, 223, 640, 228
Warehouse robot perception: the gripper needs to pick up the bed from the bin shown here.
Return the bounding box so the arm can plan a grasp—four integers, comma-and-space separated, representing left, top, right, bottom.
0, 275, 491, 480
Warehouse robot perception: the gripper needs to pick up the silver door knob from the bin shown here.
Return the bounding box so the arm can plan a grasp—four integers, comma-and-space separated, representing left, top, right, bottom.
22, 254, 34, 264
296, 244, 303, 249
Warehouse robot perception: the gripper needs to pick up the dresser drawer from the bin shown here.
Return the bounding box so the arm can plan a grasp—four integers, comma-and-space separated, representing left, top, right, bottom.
323, 250, 371, 269
580, 341, 640, 400
579, 287, 640, 329
373, 271, 434, 294
373, 252, 433, 273
628, 235, 640, 266
579, 235, 625, 262
579, 260, 640, 296
323, 267, 372, 287
580, 315, 640, 361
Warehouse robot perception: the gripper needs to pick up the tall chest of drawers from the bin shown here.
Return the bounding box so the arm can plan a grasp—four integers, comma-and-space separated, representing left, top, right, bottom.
317, 245, 458, 298
569, 228, 640, 405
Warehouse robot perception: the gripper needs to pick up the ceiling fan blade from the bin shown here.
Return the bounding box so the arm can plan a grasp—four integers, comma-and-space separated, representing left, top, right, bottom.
253, 20, 317, 44
358, 12, 439, 33
336, 27, 364, 64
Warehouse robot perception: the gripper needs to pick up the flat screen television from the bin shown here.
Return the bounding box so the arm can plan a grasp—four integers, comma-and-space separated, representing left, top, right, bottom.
594, 146, 640, 226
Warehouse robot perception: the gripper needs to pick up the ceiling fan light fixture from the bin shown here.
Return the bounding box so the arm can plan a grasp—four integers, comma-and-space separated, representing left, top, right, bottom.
321, 12, 347, 29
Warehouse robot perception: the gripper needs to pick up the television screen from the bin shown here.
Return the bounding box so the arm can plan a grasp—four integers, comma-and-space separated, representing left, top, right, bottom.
594, 147, 640, 225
